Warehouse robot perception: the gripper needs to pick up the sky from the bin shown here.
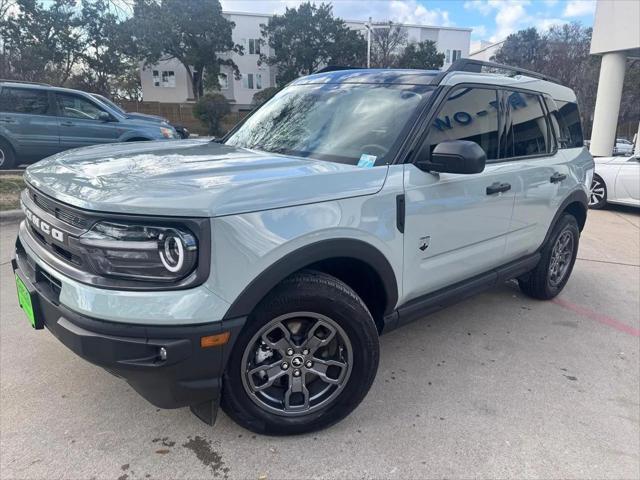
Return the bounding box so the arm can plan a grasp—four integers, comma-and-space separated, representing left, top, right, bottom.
220, 0, 597, 51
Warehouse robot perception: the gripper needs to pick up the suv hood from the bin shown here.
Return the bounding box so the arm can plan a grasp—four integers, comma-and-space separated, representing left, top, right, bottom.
25, 140, 388, 217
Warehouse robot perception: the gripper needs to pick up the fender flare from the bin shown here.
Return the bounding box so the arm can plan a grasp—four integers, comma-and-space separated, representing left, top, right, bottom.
223, 238, 399, 320
541, 188, 588, 248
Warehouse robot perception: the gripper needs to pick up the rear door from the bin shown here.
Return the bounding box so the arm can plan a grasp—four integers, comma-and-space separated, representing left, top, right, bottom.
53, 92, 121, 149
502, 90, 570, 261
402, 86, 518, 300
0, 86, 60, 160
615, 155, 640, 204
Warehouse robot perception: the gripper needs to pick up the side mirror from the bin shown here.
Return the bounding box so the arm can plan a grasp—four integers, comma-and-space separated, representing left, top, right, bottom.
97, 111, 112, 122
416, 140, 486, 174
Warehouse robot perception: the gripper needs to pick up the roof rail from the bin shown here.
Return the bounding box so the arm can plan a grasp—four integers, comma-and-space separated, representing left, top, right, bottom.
446, 59, 559, 84
0, 79, 51, 86
314, 65, 361, 74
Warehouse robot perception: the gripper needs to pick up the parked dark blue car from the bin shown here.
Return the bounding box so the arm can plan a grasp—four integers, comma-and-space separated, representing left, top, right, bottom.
0, 81, 178, 169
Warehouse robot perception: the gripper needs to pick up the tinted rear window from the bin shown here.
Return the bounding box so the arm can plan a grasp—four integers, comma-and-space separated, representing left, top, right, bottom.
547, 99, 584, 149
507, 92, 549, 157
0, 87, 50, 115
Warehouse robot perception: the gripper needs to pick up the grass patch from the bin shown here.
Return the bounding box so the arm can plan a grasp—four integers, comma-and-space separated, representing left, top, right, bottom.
0, 175, 24, 211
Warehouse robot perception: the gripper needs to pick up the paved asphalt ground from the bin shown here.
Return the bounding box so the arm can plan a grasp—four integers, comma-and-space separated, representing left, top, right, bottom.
1, 207, 638, 480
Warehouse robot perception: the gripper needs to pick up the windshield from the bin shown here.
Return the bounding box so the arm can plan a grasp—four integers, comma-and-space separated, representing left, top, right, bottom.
225, 83, 434, 165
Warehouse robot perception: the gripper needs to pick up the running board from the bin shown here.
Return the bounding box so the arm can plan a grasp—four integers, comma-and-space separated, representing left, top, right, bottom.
382, 253, 540, 333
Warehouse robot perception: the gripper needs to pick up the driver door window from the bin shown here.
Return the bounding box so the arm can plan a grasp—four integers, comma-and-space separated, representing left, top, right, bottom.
56, 93, 106, 120
425, 87, 499, 161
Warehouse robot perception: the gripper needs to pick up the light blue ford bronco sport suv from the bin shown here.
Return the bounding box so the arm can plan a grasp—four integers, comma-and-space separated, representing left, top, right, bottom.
13, 60, 593, 435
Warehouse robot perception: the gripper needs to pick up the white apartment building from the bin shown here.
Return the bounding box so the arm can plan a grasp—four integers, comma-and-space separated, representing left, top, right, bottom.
140, 10, 471, 109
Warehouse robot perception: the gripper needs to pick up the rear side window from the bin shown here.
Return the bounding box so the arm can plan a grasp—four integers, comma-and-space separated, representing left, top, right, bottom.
0, 87, 50, 115
425, 87, 499, 160
502, 91, 550, 158
549, 100, 584, 149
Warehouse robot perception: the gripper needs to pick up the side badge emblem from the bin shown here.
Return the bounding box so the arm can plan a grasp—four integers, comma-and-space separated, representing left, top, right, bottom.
419, 236, 431, 252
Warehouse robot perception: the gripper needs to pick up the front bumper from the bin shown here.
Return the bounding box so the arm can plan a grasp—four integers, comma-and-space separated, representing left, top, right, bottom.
12, 238, 245, 424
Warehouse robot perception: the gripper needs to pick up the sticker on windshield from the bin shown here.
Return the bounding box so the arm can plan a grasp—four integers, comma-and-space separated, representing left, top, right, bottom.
358, 154, 377, 168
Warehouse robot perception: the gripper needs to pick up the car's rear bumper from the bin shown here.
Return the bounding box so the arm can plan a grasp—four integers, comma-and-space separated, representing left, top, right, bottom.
12, 240, 245, 423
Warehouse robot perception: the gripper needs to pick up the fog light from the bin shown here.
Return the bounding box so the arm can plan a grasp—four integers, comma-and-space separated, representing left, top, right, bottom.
159, 347, 168, 361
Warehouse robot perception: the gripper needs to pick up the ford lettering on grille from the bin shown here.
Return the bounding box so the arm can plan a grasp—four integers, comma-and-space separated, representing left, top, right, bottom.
23, 206, 65, 243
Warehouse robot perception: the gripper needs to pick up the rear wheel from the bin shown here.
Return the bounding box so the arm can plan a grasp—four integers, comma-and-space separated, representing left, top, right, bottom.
589, 174, 607, 209
221, 271, 379, 435
518, 214, 580, 300
0, 139, 16, 170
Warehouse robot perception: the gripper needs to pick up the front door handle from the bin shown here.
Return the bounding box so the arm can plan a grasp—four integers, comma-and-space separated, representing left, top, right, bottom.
550, 172, 567, 183
486, 182, 511, 195
60, 121, 75, 127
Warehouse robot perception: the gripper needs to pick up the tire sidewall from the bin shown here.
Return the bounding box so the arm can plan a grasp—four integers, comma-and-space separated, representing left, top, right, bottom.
0, 139, 16, 170
222, 274, 380, 435
542, 215, 580, 297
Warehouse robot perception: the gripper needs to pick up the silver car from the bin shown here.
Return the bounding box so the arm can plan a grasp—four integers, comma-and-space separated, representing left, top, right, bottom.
12, 60, 593, 435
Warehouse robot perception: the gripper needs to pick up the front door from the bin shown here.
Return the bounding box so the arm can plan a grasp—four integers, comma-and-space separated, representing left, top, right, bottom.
402, 86, 517, 303
54, 92, 121, 149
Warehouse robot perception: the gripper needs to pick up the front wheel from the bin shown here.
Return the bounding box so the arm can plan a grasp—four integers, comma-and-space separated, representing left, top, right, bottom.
221, 271, 379, 435
519, 213, 580, 300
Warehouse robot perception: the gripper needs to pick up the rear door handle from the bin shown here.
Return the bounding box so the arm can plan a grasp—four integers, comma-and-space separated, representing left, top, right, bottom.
486, 182, 511, 195
60, 121, 75, 127
550, 172, 567, 183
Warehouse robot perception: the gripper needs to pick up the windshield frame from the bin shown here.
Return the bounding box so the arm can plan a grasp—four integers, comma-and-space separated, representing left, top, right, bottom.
222, 82, 437, 166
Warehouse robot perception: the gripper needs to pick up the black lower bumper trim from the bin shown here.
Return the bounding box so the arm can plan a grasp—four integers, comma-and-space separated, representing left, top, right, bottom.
12, 250, 246, 412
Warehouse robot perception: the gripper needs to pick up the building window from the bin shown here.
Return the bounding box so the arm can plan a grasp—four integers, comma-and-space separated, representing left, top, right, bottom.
242, 73, 263, 90
452, 50, 462, 62
248, 38, 261, 55
445, 50, 451, 63
153, 70, 175, 88
161, 71, 175, 87
218, 73, 229, 90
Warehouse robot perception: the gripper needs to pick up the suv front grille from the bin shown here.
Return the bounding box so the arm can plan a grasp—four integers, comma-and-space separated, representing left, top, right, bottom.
29, 187, 91, 230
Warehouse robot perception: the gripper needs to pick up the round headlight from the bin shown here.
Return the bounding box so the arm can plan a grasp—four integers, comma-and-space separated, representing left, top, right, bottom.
158, 229, 194, 273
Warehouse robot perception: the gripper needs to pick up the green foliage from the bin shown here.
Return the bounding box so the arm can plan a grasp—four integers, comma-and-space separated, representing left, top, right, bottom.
125, 0, 241, 99
193, 93, 231, 136
0, 0, 83, 84
260, 2, 365, 85
397, 41, 444, 70
252, 86, 281, 107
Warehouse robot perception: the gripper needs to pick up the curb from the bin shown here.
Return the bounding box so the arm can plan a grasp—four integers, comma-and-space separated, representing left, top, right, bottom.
0, 209, 24, 222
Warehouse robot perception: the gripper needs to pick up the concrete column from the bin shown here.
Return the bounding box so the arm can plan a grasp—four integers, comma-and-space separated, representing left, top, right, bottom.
590, 51, 627, 157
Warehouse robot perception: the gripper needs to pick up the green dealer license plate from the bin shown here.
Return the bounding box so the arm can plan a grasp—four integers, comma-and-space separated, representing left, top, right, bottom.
15, 274, 38, 329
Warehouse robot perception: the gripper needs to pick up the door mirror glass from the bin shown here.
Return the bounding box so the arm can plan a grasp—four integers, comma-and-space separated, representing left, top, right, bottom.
97, 111, 112, 122
416, 140, 486, 174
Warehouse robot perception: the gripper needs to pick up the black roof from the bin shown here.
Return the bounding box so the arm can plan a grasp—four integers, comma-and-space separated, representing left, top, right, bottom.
291, 68, 441, 86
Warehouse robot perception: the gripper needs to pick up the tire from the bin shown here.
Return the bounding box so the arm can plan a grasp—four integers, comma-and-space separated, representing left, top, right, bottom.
221, 270, 380, 435
589, 174, 607, 209
0, 138, 16, 170
518, 214, 580, 300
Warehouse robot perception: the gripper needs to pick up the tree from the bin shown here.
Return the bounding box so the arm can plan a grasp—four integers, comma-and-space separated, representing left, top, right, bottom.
0, 0, 83, 83
492, 27, 548, 73
370, 22, 408, 68
260, 2, 366, 84
193, 93, 230, 135
397, 41, 444, 69
126, 0, 241, 99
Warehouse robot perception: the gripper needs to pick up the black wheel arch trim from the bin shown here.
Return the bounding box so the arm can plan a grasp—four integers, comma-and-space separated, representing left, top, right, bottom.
223, 238, 399, 320
542, 189, 588, 247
